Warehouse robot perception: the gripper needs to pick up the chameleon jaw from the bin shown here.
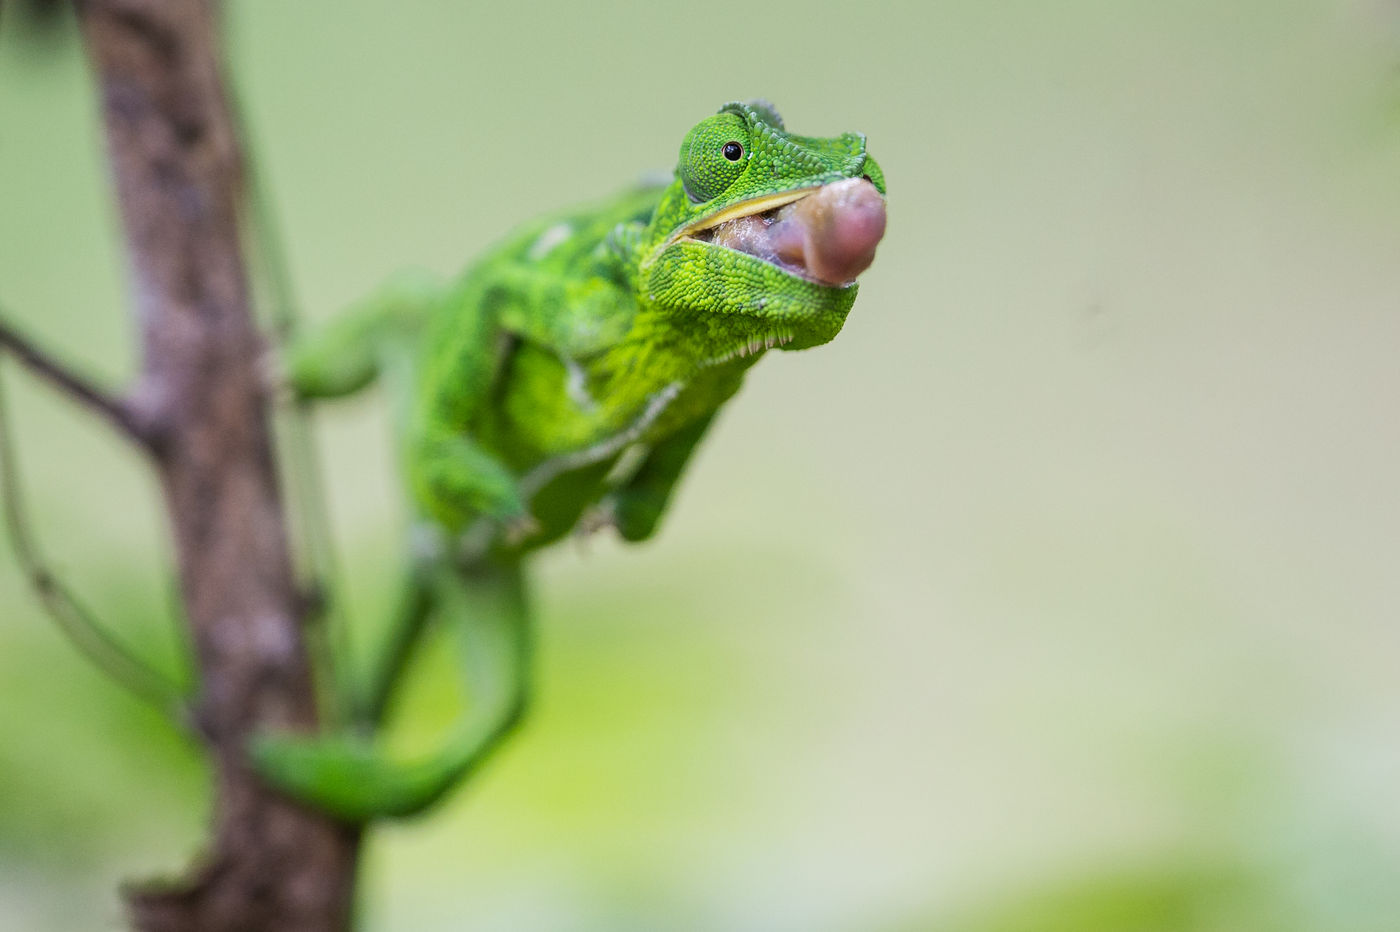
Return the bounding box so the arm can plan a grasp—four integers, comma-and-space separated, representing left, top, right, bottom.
670, 187, 823, 244
679, 178, 887, 288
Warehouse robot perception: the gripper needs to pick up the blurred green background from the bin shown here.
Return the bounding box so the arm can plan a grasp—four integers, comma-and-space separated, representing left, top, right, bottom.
3, 1, 1400, 929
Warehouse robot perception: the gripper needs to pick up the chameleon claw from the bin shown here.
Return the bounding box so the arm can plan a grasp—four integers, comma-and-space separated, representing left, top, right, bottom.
454, 511, 535, 565
574, 500, 617, 539
572, 500, 617, 555
502, 513, 541, 547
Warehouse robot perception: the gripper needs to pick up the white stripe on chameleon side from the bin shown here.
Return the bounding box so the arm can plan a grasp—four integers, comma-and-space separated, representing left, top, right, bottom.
527, 222, 574, 261
456, 380, 685, 563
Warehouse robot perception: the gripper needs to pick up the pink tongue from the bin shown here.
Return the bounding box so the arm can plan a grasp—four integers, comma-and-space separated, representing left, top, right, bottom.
769, 177, 886, 284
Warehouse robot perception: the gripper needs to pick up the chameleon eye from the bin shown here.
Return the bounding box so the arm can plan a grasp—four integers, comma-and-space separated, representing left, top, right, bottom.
677, 112, 750, 202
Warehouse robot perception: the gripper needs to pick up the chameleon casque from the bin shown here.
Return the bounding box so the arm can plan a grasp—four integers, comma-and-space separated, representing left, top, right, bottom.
252, 100, 887, 820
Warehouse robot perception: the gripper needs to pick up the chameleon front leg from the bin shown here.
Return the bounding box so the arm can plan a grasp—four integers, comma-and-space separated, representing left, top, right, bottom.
408, 252, 640, 533
410, 426, 533, 533
250, 558, 531, 821
605, 412, 718, 543
406, 270, 539, 534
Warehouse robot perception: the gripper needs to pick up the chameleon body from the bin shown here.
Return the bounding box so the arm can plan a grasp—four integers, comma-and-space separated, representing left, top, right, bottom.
252, 101, 887, 820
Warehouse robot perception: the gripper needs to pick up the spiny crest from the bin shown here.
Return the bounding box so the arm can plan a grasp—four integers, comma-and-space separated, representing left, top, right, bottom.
719, 101, 859, 177
741, 98, 785, 130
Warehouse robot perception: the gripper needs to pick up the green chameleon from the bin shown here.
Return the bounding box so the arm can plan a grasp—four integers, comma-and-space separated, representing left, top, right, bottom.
251, 100, 887, 821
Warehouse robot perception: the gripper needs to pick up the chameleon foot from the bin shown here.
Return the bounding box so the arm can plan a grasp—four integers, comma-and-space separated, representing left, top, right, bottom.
503, 513, 541, 547
574, 499, 617, 538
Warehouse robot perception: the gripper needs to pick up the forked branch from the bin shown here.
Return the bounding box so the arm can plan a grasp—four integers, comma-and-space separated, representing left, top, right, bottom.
0, 313, 160, 450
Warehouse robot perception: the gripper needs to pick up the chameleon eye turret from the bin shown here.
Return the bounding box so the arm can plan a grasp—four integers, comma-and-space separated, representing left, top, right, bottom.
678, 111, 751, 202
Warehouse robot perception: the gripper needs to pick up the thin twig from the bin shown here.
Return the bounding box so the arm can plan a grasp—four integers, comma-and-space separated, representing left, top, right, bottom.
0, 312, 159, 450
234, 92, 354, 728
0, 359, 189, 723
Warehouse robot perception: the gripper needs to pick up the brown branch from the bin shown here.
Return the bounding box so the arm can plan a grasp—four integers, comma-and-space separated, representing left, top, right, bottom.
73, 0, 362, 929
0, 314, 159, 449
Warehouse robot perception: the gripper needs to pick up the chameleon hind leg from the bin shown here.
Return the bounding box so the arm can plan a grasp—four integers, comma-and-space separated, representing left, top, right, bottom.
250, 557, 531, 822
281, 269, 439, 401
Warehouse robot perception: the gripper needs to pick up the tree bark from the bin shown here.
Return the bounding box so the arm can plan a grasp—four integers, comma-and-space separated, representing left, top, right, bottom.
75, 1, 361, 928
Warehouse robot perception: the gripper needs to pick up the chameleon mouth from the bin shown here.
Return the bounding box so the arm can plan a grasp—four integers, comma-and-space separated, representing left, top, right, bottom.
686, 178, 887, 287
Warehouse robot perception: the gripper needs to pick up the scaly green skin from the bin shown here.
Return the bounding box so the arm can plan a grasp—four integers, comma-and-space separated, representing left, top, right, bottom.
252, 101, 886, 821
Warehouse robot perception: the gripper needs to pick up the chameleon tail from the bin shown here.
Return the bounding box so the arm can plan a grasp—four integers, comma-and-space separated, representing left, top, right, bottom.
251, 560, 531, 822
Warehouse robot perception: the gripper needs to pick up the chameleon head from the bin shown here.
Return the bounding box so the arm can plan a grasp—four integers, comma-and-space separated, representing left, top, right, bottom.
641, 101, 887, 352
